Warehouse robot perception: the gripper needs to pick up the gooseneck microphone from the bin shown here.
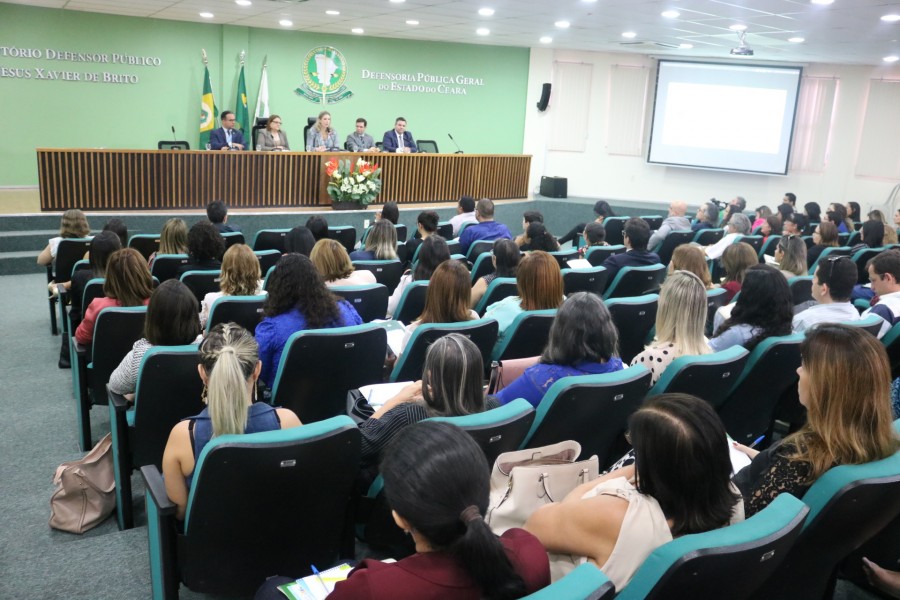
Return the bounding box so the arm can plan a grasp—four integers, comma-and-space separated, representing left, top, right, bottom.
448, 133, 464, 154
171, 125, 176, 140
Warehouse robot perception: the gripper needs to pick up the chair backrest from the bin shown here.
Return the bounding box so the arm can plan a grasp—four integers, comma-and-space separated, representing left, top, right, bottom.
179, 270, 222, 303
55, 238, 94, 283
254, 249, 280, 275
262, 265, 276, 291
881, 322, 900, 378
390, 318, 499, 382
655, 230, 695, 264
252, 228, 291, 252
705, 287, 729, 336
271, 324, 387, 423
128, 234, 161, 260
491, 309, 556, 362
456, 222, 473, 238
331, 284, 389, 322
327, 225, 357, 254
808, 246, 852, 275
718, 333, 804, 444
562, 266, 609, 296
759, 234, 782, 259
603, 216, 630, 246
852, 247, 883, 284
693, 228, 725, 246
394, 223, 408, 242
549, 249, 579, 269
446, 238, 462, 255
150, 253, 190, 283
521, 563, 615, 600
470, 252, 496, 283
735, 235, 764, 254
436, 222, 453, 238
475, 277, 518, 315
603, 264, 667, 300
648, 346, 750, 409
80, 278, 107, 320
427, 399, 536, 466
90, 307, 148, 403
181, 417, 361, 596
844, 313, 883, 336
641, 215, 664, 231
393, 280, 429, 324
617, 494, 809, 600
585, 244, 626, 267
220, 231, 245, 248
838, 232, 850, 246
521, 366, 652, 467
352, 259, 404, 293
787, 276, 814, 306
606, 294, 659, 364
417, 139, 439, 153
205, 295, 266, 333
466, 239, 496, 262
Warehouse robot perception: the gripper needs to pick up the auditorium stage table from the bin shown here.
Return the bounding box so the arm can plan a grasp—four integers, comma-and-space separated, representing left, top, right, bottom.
36, 149, 532, 211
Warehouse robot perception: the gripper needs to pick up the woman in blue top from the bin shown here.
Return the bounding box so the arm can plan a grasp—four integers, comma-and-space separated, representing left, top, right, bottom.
495, 292, 623, 408
255, 253, 362, 386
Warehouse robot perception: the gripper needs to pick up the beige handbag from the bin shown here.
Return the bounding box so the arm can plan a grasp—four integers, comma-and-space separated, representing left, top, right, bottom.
486, 356, 541, 394
486, 440, 599, 535
49, 433, 116, 534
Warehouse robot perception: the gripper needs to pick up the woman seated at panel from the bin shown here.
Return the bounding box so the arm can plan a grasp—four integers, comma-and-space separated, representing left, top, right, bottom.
37, 208, 91, 267
199, 244, 265, 328
733, 324, 899, 516
525, 393, 743, 588
774, 235, 807, 279
400, 261, 479, 353
716, 242, 758, 303
709, 264, 793, 352
691, 201, 720, 232
669, 244, 713, 289
74, 248, 154, 346
256, 114, 290, 151
254, 254, 362, 387
557, 200, 616, 246
108, 280, 203, 398
310, 238, 377, 288
176, 221, 226, 278
161, 323, 302, 520
806, 221, 839, 267
632, 271, 710, 385
388, 235, 450, 317
349, 219, 398, 262
494, 292, 623, 409
148, 218, 188, 269
305, 110, 340, 152
471, 239, 520, 309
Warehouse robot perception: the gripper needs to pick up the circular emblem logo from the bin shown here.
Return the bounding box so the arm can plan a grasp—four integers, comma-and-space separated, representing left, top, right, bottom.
303, 46, 348, 93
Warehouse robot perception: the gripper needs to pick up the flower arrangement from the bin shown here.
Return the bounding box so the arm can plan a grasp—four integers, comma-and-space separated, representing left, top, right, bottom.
326, 157, 382, 206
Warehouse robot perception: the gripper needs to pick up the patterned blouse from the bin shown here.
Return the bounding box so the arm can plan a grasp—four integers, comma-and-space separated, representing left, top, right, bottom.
732, 441, 816, 517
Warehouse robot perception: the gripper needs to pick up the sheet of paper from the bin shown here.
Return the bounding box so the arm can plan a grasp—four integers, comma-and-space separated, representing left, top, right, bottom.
386, 328, 406, 357
763, 254, 778, 265
358, 381, 415, 407
565, 258, 592, 270
278, 564, 353, 600
729, 442, 752, 474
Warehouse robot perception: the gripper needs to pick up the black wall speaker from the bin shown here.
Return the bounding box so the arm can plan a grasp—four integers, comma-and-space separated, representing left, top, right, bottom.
536, 83, 551, 112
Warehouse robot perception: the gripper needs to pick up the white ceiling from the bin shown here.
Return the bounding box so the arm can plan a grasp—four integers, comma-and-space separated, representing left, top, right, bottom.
7, 0, 900, 66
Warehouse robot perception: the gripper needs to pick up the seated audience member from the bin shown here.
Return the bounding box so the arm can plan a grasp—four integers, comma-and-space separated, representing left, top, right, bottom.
782, 212, 808, 236
515, 211, 545, 248
255, 254, 362, 387
177, 221, 225, 277
521, 222, 560, 253
495, 292, 622, 408
792, 256, 860, 332
648, 200, 691, 250
350, 219, 399, 261
578, 222, 608, 254
382, 116, 417, 153
752, 205, 772, 230
283, 225, 316, 257
862, 249, 900, 338
776, 203, 794, 223
37, 208, 91, 266
345, 117, 378, 152
310, 238, 377, 288
691, 201, 720, 232
807, 221, 839, 267
783, 192, 797, 208
558, 200, 617, 246
704, 213, 751, 260
670, 244, 713, 288
388, 235, 451, 317
717, 242, 758, 302
847, 201, 862, 224
850, 219, 885, 255
449, 195, 478, 236
709, 264, 793, 352
206, 200, 239, 233
405, 210, 439, 258
459, 198, 513, 254
358, 335, 495, 466
872, 209, 899, 245
720, 196, 747, 226
306, 110, 340, 152
602, 217, 661, 280
861, 560, 900, 599
526, 393, 743, 588
733, 325, 899, 516
759, 215, 781, 243
483, 251, 564, 343
256, 114, 290, 151
377, 201, 400, 226
471, 239, 520, 308
161, 323, 301, 519
102, 218, 128, 248
199, 244, 264, 327
108, 280, 203, 397
148, 218, 188, 269
305, 216, 329, 242
209, 111, 245, 151
826, 203, 853, 234
401, 261, 479, 352
774, 235, 808, 279
632, 271, 710, 385
75, 248, 154, 345
804, 202, 822, 224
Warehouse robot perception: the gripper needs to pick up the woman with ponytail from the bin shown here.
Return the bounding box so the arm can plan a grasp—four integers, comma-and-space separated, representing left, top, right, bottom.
162, 323, 301, 520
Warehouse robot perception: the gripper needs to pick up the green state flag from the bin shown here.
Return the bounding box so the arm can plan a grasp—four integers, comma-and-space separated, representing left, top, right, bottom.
235, 65, 250, 140
199, 66, 218, 149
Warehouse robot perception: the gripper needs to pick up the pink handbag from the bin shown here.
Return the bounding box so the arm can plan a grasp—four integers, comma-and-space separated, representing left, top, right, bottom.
49, 433, 116, 534
487, 356, 540, 394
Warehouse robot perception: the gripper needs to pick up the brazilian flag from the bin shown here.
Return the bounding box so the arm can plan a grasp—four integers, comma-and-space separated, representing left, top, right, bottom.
199, 66, 218, 149
235, 65, 250, 140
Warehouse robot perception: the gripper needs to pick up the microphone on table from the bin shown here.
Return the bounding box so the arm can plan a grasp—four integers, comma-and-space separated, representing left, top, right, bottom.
448, 133, 464, 154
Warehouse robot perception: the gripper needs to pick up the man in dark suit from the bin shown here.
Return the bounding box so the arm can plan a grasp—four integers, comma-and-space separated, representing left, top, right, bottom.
209, 111, 245, 151
382, 117, 417, 153
601, 217, 661, 282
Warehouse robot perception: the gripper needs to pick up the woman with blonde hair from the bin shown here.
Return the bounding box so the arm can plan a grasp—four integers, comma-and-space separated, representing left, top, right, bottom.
734, 324, 899, 516
869, 209, 899, 245
148, 218, 189, 269
718, 242, 758, 303
256, 114, 290, 151
350, 219, 398, 261
670, 244, 713, 289
305, 110, 340, 152
775, 235, 808, 278
199, 244, 265, 327
37, 208, 91, 266
632, 271, 711, 385
162, 323, 301, 519
400, 260, 478, 352
310, 238, 377, 288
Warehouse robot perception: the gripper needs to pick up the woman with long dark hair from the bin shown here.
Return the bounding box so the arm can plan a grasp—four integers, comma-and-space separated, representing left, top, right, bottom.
471, 239, 520, 308
177, 220, 225, 277
709, 264, 793, 352
401, 261, 478, 352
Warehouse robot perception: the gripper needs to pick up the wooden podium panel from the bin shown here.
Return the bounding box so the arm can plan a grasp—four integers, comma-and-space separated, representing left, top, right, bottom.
36, 149, 531, 211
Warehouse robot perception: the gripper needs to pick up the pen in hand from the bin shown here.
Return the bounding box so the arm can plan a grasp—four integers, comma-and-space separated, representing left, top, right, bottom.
310, 564, 329, 594
749, 435, 765, 449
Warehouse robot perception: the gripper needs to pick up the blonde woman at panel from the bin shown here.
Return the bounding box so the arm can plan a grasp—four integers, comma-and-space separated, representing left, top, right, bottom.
257, 114, 290, 151
306, 110, 340, 152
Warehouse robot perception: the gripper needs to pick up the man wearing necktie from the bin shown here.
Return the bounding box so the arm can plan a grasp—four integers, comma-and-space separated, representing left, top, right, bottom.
209, 111, 246, 151
381, 117, 417, 154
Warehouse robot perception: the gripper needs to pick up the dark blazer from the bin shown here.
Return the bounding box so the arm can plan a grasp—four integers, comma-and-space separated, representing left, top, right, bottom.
382, 130, 417, 153
209, 127, 246, 150
601, 249, 661, 282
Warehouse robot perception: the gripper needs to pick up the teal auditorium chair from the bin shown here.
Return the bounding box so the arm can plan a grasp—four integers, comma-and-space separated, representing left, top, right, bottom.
470, 252, 495, 282
844, 313, 885, 336
360, 223, 408, 246
603, 216, 630, 246
393, 280, 429, 324
808, 246, 853, 275
466, 239, 495, 263
475, 277, 518, 315
562, 266, 608, 296
128, 233, 161, 260
585, 244, 626, 266
490, 309, 556, 362
47, 238, 93, 334
205, 295, 266, 334
647, 346, 749, 410
734, 235, 764, 255
523, 563, 615, 600
436, 222, 453, 238
653, 230, 695, 265
641, 215, 664, 230
327, 225, 357, 253
251, 228, 290, 252
253, 249, 280, 275
179, 270, 221, 303
331, 284, 389, 322
705, 287, 729, 336
602, 264, 666, 299
150, 254, 190, 283
520, 366, 652, 467
718, 333, 804, 445
108, 345, 203, 530
881, 322, 900, 377
72, 306, 147, 451
56, 259, 92, 337
606, 294, 658, 364
142, 416, 360, 599
758, 234, 782, 260
616, 494, 809, 600
271, 324, 387, 423
220, 231, 245, 248
549, 249, 579, 269
846, 229, 861, 247
390, 319, 499, 382
352, 259, 404, 292
787, 276, 814, 306
693, 228, 724, 246
851, 247, 882, 284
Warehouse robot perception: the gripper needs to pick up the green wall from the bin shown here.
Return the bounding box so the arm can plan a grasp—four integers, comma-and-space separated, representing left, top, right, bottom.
0, 3, 530, 187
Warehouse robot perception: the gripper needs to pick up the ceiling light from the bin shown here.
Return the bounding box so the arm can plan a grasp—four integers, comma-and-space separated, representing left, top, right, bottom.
810, 0, 833, 4
679, 43, 693, 49
279, 19, 292, 26
555, 20, 570, 29
478, 8, 495, 16
406, 20, 419, 25
788, 37, 805, 43
661, 10, 680, 19
540, 36, 552, 44
352, 27, 365, 34
326, 10, 340, 15
622, 31, 637, 38
389, 0, 405, 3
882, 14, 900, 22
235, 0, 251, 6
199, 12, 214, 18
476, 27, 490, 36
884, 55, 900, 62
729, 24, 747, 31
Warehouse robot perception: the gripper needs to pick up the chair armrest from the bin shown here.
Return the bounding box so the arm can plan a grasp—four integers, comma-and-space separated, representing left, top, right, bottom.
141, 465, 177, 515
141, 464, 179, 600
108, 388, 129, 411
72, 338, 87, 357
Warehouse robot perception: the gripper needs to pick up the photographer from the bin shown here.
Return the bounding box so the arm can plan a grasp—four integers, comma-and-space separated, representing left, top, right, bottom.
720, 196, 747, 227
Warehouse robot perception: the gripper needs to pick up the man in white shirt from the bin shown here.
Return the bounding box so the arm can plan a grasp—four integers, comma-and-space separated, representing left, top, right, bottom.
448, 195, 478, 236
648, 200, 691, 251
862, 249, 900, 338
792, 256, 860, 332
705, 213, 751, 260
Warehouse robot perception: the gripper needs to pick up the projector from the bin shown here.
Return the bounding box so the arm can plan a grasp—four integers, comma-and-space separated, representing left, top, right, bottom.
730, 46, 754, 56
